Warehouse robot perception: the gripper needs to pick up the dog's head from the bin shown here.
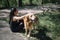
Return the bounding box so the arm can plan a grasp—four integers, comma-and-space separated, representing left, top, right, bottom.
28, 14, 38, 23
23, 13, 38, 23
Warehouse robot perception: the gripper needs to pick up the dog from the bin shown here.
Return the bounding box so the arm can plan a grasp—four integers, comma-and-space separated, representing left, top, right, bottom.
23, 13, 38, 37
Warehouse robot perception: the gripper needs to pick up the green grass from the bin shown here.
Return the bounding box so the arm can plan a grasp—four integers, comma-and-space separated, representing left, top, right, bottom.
36, 11, 60, 40
1, 10, 60, 40
0, 17, 9, 23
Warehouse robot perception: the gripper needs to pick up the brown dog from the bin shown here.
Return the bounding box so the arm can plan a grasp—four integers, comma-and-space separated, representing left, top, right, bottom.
23, 13, 38, 37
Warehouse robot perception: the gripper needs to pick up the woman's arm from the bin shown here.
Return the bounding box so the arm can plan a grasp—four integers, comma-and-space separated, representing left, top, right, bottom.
13, 16, 22, 20
13, 13, 34, 21
13, 16, 24, 21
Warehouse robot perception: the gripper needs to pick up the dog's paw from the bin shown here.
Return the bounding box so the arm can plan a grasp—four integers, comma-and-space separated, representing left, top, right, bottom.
27, 34, 30, 37
32, 27, 33, 29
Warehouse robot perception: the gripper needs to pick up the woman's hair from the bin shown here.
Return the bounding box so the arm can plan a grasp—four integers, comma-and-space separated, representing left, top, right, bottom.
9, 8, 17, 24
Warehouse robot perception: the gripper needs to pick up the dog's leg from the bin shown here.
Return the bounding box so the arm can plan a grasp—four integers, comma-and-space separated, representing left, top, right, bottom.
25, 29, 28, 37
27, 27, 32, 37
23, 20, 27, 35
24, 23, 27, 36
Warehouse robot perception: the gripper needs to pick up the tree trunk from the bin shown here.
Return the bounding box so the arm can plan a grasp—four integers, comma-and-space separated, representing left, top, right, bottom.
42, 0, 43, 4
6, 0, 10, 7
29, 0, 32, 6
15, 0, 18, 7
19, 0, 22, 7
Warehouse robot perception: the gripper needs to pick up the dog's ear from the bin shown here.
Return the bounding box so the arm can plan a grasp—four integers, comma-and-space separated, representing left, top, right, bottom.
35, 15, 38, 21
28, 15, 32, 19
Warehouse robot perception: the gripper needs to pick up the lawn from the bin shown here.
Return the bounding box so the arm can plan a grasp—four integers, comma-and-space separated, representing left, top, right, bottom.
1, 9, 60, 40
35, 10, 60, 40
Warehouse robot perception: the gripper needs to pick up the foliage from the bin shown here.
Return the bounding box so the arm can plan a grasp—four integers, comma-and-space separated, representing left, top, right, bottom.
1, 10, 60, 40
0, 0, 60, 7
36, 11, 60, 40
22, 0, 30, 5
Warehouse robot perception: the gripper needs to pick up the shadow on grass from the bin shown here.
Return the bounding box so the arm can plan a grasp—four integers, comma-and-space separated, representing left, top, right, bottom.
31, 27, 52, 40
0, 20, 9, 28
0, 25, 6, 28
17, 26, 52, 40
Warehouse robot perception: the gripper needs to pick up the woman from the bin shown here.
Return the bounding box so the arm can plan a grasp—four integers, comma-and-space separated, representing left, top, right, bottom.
9, 8, 24, 32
